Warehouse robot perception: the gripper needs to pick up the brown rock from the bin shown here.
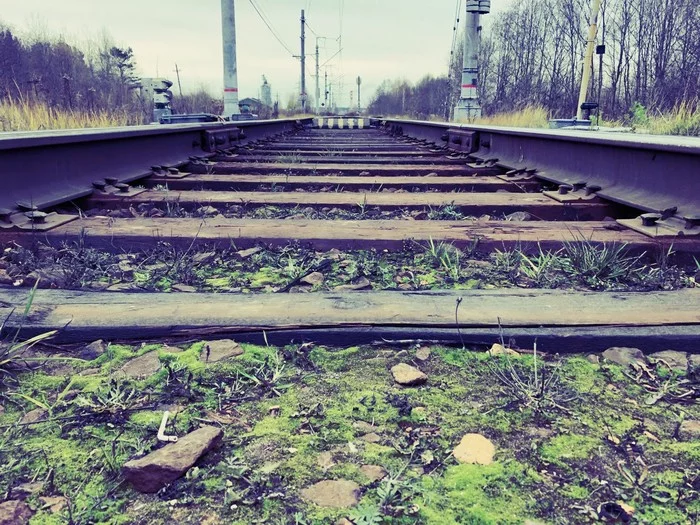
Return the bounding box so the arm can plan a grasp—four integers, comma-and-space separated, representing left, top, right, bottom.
360, 464, 387, 482
200, 339, 244, 363
193, 252, 217, 264
122, 425, 223, 493
602, 347, 646, 367
20, 408, 47, 425
415, 347, 431, 361
333, 277, 372, 291
301, 272, 325, 286
678, 420, 700, 441
39, 496, 68, 513
172, 284, 198, 293
105, 283, 142, 292
390, 363, 428, 386
119, 346, 182, 378
361, 432, 382, 444
488, 343, 520, 357
236, 247, 263, 259
648, 350, 688, 373
317, 451, 336, 470
79, 339, 107, 360
352, 421, 377, 433
586, 354, 600, 364
453, 433, 496, 465
300, 479, 360, 508
0, 269, 14, 285
0, 500, 33, 525
11, 482, 43, 500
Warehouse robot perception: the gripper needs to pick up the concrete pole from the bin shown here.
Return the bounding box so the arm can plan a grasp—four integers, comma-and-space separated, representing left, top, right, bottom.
300, 10, 307, 113
576, 0, 602, 121
221, 0, 240, 117
315, 42, 320, 114
454, 1, 489, 121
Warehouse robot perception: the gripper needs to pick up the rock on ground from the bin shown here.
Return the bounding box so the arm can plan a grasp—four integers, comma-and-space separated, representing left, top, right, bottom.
602, 347, 646, 367
300, 479, 360, 508
119, 346, 182, 378
648, 350, 688, 373
453, 433, 496, 465
415, 347, 431, 361
200, 339, 244, 363
79, 339, 107, 360
301, 272, 325, 286
390, 363, 428, 386
20, 408, 47, 425
488, 343, 520, 357
678, 420, 700, 441
122, 426, 223, 493
360, 464, 387, 482
361, 432, 382, 443
0, 500, 33, 525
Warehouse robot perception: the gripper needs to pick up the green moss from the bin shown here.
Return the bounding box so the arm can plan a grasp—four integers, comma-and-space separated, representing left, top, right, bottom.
636, 504, 689, 524
421, 461, 532, 524
561, 484, 589, 500
561, 357, 603, 393
540, 434, 599, 466
310, 346, 361, 372
249, 267, 285, 287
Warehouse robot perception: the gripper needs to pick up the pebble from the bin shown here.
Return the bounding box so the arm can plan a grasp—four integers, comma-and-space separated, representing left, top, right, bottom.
300, 479, 360, 508
453, 433, 496, 465
390, 363, 428, 386
602, 347, 646, 367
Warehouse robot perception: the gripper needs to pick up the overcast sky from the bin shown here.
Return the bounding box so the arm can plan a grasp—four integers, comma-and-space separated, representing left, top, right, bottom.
0, 0, 510, 107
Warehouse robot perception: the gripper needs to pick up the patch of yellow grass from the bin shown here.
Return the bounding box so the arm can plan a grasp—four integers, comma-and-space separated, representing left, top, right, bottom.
646, 100, 700, 136
0, 97, 133, 132
471, 105, 550, 128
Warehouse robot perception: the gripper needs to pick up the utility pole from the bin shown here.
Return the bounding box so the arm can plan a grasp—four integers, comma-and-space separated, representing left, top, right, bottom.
221, 0, 240, 117
454, 0, 490, 121
324, 70, 328, 109
300, 9, 307, 113
173, 63, 183, 98
576, 0, 602, 121
315, 40, 320, 114
356, 76, 361, 112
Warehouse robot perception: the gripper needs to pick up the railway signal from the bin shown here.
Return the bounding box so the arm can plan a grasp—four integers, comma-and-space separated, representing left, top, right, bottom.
140, 77, 173, 123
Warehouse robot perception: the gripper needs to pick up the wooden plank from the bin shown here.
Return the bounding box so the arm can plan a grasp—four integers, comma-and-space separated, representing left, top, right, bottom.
4, 217, 696, 253
217, 155, 465, 165
1, 288, 698, 348
145, 174, 540, 192
90, 190, 609, 220
226, 150, 440, 157
194, 162, 502, 177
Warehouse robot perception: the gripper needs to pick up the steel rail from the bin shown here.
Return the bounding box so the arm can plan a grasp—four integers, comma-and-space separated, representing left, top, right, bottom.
0, 118, 312, 212
375, 118, 700, 222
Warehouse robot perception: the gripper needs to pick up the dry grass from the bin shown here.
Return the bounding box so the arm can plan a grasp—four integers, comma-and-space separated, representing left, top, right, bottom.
645, 100, 700, 136
0, 97, 134, 132
473, 105, 550, 128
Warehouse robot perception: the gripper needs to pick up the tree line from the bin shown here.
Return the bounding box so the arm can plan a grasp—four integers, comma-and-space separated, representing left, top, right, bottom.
0, 25, 145, 116
369, 0, 700, 121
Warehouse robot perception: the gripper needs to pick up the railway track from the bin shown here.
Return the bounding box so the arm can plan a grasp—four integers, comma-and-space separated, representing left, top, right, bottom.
0, 117, 699, 350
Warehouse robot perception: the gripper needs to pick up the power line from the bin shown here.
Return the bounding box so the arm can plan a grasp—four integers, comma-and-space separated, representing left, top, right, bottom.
248, 0, 295, 57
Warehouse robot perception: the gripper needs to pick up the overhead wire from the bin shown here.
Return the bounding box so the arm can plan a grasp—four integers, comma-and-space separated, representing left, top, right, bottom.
248, 0, 296, 57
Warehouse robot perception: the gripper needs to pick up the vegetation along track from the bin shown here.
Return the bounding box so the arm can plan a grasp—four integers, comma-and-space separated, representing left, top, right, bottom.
1, 117, 700, 525
0, 117, 699, 349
